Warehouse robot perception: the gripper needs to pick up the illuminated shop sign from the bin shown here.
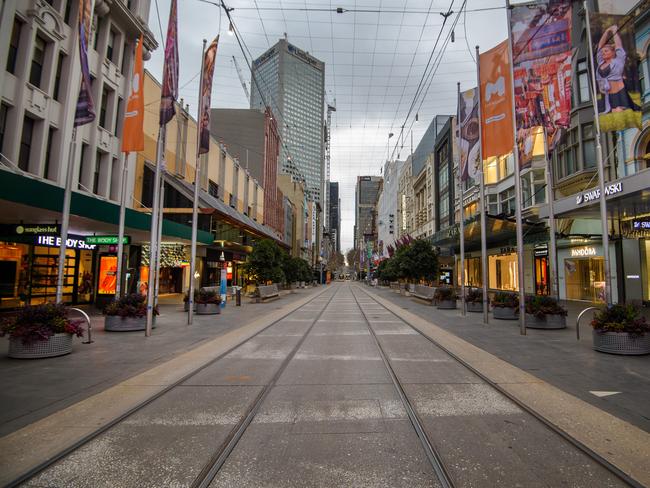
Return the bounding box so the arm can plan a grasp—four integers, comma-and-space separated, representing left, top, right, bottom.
84, 235, 131, 245
632, 220, 650, 230
35, 235, 97, 250
575, 182, 622, 205
570, 246, 597, 257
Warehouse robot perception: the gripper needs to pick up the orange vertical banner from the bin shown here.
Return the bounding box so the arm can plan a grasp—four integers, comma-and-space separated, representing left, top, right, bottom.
121, 35, 145, 152
479, 40, 514, 159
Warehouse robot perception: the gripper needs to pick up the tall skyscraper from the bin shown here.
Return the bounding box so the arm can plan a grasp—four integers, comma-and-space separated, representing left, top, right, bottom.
355, 176, 383, 251
251, 38, 325, 203
328, 182, 340, 253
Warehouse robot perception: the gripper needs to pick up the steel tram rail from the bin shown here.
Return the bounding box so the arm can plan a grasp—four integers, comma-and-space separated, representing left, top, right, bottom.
9, 286, 335, 488
354, 284, 640, 488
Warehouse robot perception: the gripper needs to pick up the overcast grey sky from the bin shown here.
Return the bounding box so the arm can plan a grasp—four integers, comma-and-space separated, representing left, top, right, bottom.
146, 0, 508, 252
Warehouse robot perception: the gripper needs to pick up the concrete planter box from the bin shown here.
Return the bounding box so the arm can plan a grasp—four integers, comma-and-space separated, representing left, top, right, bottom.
493, 307, 518, 320
105, 316, 152, 331
196, 303, 220, 315
9, 333, 73, 359
466, 302, 483, 313
525, 313, 566, 329
436, 300, 457, 310
592, 330, 650, 355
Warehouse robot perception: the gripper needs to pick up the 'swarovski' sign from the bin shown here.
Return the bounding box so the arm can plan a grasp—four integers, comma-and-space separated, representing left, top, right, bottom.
575, 182, 622, 205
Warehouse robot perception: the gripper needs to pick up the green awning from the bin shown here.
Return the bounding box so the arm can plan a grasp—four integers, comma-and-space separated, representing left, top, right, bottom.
0, 169, 213, 245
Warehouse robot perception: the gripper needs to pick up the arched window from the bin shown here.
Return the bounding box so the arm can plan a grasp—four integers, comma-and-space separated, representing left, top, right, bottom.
635, 127, 650, 172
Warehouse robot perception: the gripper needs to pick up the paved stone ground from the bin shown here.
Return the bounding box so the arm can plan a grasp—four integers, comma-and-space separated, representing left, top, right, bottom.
18, 283, 630, 487
0, 287, 321, 437
367, 284, 650, 434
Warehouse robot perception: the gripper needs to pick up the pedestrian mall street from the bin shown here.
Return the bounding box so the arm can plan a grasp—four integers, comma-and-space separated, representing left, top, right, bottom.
1, 282, 648, 487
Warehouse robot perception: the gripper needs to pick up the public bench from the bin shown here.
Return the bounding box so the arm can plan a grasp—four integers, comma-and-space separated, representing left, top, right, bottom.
256, 284, 280, 302
390, 282, 400, 292
411, 284, 436, 304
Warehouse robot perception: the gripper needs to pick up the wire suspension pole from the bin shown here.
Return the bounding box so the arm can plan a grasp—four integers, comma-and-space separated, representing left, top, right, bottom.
476, 45, 489, 325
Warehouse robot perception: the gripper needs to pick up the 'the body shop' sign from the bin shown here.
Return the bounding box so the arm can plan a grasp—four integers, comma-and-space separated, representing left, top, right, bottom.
36, 235, 96, 250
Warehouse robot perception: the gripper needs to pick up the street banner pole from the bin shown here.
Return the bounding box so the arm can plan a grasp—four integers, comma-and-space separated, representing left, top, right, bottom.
584, 0, 612, 305
115, 151, 128, 298
188, 39, 207, 325
56, 128, 78, 303
457, 82, 466, 316
475, 45, 489, 325
154, 180, 165, 304
146, 130, 163, 336
506, 2, 527, 335
543, 128, 559, 299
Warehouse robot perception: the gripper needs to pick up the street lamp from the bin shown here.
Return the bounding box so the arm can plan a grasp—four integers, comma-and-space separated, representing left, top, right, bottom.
318, 256, 323, 285
387, 132, 394, 161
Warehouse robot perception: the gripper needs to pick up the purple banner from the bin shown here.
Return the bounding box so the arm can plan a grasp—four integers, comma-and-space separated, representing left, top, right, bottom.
74, 0, 95, 127
159, 0, 179, 126
458, 87, 480, 182
199, 36, 219, 155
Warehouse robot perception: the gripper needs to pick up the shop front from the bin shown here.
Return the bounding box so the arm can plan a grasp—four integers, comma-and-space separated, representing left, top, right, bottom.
205, 249, 247, 288
557, 242, 618, 303
138, 243, 189, 296
0, 225, 97, 309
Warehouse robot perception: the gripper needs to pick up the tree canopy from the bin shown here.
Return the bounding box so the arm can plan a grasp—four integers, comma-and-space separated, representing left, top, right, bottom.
243, 239, 285, 284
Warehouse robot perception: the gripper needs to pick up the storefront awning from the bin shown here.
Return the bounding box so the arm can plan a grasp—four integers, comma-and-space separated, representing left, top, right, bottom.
0, 168, 213, 245
430, 214, 548, 252
163, 172, 289, 247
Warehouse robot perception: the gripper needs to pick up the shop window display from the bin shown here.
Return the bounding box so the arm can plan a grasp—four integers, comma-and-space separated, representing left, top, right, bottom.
488, 253, 518, 291
564, 257, 605, 302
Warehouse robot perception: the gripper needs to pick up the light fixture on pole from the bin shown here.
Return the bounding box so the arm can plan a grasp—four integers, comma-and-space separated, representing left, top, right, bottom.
387, 132, 394, 161
228, 21, 234, 36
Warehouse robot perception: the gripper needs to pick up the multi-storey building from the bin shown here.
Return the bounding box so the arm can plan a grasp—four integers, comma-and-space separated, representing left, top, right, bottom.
376, 160, 401, 257
250, 38, 325, 204
354, 176, 382, 254
209, 107, 283, 237
0, 0, 164, 308
397, 155, 414, 239
328, 181, 340, 253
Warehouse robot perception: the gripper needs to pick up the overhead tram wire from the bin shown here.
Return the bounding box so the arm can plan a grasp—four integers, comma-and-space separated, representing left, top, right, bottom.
385, 0, 455, 163
225, 5, 505, 14
390, 0, 468, 162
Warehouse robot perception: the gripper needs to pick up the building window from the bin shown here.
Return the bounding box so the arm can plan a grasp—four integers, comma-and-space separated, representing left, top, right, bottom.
53, 52, 65, 101
582, 123, 596, 169
99, 86, 109, 129
107, 29, 116, 63
556, 126, 578, 178
19, 116, 35, 171
29, 35, 47, 88
93, 15, 100, 51
78, 143, 88, 190
6, 18, 22, 74
0, 104, 8, 153
64, 2, 73, 25
114, 97, 123, 135
487, 194, 498, 215
499, 188, 515, 216
577, 60, 591, 104
484, 153, 514, 184
43, 127, 56, 180
208, 180, 219, 198
94, 151, 102, 194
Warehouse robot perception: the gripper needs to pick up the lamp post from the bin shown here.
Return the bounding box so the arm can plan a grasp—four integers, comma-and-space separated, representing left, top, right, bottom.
318, 256, 323, 285
387, 132, 394, 161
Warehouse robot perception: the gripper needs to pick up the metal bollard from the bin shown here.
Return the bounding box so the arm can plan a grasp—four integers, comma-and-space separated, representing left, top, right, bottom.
236, 288, 241, 306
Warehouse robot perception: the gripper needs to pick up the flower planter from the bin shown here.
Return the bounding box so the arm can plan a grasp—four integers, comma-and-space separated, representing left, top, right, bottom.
196, 303, 221, 315
592, 330, 650, 355
437, 300, 457, 310
183, 302, 197, 312
493, 307, 518, 320
9, 333, 73, 359
105, 315, 152, 331
525, 313, 566, 329
466, 302, 483, 313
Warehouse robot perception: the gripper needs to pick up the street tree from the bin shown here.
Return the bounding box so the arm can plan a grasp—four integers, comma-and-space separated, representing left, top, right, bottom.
243, 239, 285, 284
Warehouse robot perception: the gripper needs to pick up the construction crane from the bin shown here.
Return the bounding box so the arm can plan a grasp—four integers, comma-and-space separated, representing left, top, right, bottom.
232, 56, 250, 102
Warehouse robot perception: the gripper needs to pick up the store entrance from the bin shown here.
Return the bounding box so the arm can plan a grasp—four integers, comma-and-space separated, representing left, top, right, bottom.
534, 256, 549, 295
564, 256, 605, 302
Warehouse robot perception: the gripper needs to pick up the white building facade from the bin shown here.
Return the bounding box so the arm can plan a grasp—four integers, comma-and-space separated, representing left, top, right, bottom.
376, 159, 401, 257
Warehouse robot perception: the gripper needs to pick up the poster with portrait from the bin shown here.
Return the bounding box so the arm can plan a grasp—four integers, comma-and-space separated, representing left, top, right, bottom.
199, 36, 219, 154
588, 11, 642, 131
509, 0, 573, 167
458, 87, 481, 182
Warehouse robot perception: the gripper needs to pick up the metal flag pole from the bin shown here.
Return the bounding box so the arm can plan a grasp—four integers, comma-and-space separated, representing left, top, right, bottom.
506, 1, 527, 335
542, 128, 559, 299
188, 39, 207, 325
56, 127, 78, 303
114, 151, 128, 298
154, 181, 165, 304
457, 82, 466, 316
145, 129, 164, 336
584, 0, 612, 305
476, 45, 489, 325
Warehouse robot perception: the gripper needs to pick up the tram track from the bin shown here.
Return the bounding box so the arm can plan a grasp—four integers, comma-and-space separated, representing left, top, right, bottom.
353, 284, 640, 488
350, 287, 455, 488
8, 286, 335, 488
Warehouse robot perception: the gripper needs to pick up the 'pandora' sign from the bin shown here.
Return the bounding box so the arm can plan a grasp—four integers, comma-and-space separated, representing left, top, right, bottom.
570, 246, 597, 257
575, 182, 622, 205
